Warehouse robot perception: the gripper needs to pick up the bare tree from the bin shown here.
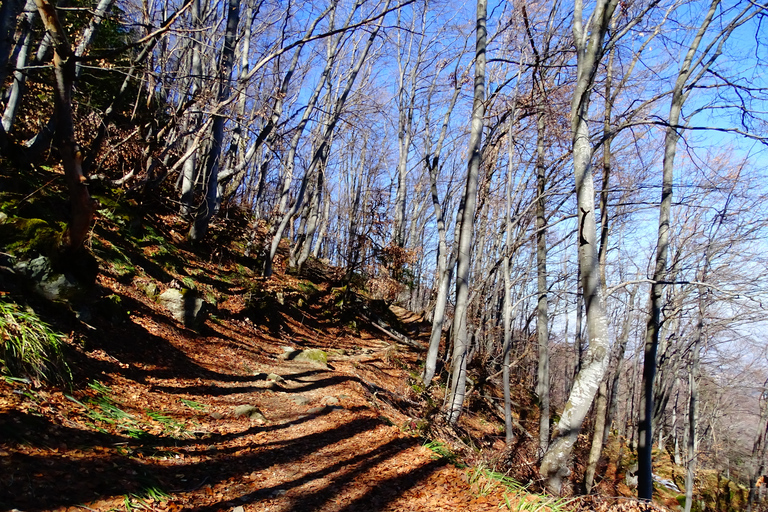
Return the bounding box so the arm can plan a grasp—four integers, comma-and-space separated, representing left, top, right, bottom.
445, 0, 487, 425
539, 0, 618, 493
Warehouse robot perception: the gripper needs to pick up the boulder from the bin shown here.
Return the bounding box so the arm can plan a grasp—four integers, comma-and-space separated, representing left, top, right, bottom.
158, 288, 204, 327
14, 254, 93, 303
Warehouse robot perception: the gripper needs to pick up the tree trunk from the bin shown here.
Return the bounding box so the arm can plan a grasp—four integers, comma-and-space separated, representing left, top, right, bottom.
1, 0, 36, 134
747, 380, 768, 512
178, 0, 205, 218
539, 0, 618, 494
638, 1, 720, 498
263, 0, 385, 277
445, 0, 487, 425
535, 98, 550, 455
34, 0, 95, 251
187, 0, 240, 240
422, 64, 463, 387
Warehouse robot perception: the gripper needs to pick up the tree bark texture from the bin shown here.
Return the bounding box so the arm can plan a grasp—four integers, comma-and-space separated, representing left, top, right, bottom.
445, 0, 487, 425
35, 0, 95, 252
539, 0, 617, 494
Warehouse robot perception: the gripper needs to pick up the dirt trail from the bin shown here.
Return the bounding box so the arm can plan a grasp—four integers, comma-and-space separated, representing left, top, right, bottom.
0, 267, 510, 512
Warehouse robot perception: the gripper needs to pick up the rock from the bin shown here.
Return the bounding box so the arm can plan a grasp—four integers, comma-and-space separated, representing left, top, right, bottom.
266, 373, 284, 383
278, 346, 298, 359
139, 281, 159, 298
233, 405, 266, 422
14, 255, 92, 303
625, 462, 639, 488
210, 412, 224, 420
232, 506, 245, 512
307, 406, 327, 415
158, 288, 204, 327
293, 348, 328, 367
291, 395, 311, 406
322, 396, 340, 406
76, 306, 92, 323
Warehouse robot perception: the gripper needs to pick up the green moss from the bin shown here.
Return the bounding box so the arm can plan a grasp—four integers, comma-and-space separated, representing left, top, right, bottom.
0, 216, 62, 258
294, 349, 328, 367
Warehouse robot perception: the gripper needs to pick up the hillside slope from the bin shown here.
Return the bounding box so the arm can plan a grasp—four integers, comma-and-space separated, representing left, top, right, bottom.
0, 166, 672, 512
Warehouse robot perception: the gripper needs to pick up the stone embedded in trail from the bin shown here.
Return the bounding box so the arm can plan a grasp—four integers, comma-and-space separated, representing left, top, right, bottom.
322, 396, 339, 406
266, 373, 284, 382
158, 288, 204, 327
290, 395, 311, 406
293, 348, 328, 367
278, 346, 298, 359
233, 405, 266, 423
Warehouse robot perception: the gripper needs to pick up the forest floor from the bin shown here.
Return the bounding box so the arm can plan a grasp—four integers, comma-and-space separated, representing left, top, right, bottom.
0, 210, 520, 512
0, 201, 669, 512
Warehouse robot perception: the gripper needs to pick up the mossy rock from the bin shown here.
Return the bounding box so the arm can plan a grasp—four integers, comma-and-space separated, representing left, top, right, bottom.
293, 348, 328, 367
0, 216, 62, 259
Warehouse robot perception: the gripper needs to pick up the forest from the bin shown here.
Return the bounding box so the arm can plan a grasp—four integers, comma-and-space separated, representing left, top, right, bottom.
1, 0, 768, 510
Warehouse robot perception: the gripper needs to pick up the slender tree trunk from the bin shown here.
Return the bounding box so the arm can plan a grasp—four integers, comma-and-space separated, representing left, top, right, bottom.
535, 101, 550, 455
422, 66, 463, 386
445, 0, 487, 425
683, 322, 700, 512
1, 0, 36, 134
584, 37, 616, 494
264, 0, 385, 276
638, 1, 721, 498
178, 0, 205, 218
312, 189, 331, 258
189, 0, 240, 240
0, 0, 24, 101
747, 380, 768, 512
539, 0, 618, 494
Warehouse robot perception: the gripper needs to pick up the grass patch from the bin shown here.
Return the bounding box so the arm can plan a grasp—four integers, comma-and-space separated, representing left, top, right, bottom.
180, 398, 206, 411
423, 440, 464, 467
66, 381, 194, 440
124, 484, 171, 511
0, 300, 70, 384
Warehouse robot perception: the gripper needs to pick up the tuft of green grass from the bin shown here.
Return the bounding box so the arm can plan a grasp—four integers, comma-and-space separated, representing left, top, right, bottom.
466, 465, 576, 511
0, 300, 70, 384
124, 485, 170, 511
68, 381, 192, 440
423, 440, 464, 467
179, 398, 206, 411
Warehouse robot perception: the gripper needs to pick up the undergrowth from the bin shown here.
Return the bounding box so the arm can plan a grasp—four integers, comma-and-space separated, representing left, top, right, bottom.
0, 300, 70, 384
66, 380, 194, 440
468, 465, 576, 511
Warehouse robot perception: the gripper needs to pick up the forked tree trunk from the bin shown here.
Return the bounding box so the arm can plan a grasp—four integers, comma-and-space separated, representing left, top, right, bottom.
189, 0, 240, 240
422, 61, 463, 386
35, 0, 95, 252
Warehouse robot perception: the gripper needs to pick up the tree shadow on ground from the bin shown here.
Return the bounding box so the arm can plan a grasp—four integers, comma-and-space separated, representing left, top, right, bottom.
0, 411, 388, 511
185, 433, 445, 512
